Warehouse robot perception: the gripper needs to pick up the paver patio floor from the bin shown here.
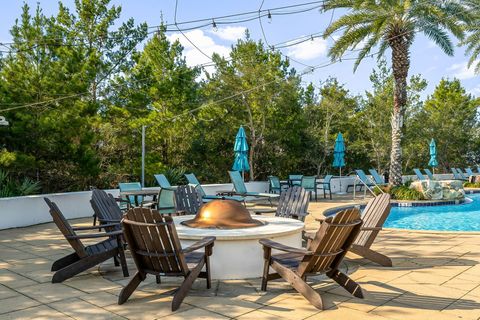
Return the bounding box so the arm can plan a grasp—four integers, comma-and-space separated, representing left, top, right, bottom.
1, 199, 480, 319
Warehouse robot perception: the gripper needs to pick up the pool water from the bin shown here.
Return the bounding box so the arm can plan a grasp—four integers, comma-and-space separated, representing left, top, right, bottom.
384, 193, 480, 231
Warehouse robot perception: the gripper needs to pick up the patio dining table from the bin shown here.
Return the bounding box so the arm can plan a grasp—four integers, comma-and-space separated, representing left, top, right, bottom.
119, 188, 160, 207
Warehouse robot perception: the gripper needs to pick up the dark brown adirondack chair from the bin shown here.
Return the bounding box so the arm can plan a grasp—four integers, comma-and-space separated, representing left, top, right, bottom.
118, 207, 215, 311
174, 185, 203, 215
259, 208, 363, 310
90, 189, 124, 227
350, 193, 392, 266
44, 198, 129, 283
254, 186, 310, 221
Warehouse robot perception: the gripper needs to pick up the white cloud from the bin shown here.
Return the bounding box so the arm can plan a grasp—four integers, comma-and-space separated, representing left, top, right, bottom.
209, 26, 247, 41
471, 84, 480, 97
167, 30, 230, 73
448, 61, 477, 80
286, 37, 328, 60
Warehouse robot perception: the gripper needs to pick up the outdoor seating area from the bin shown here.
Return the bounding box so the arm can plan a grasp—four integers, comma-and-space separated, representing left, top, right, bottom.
1, 198, 480, 319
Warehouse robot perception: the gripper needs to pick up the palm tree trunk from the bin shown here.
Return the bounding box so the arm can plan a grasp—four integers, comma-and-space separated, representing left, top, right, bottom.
389, 35, 410, 186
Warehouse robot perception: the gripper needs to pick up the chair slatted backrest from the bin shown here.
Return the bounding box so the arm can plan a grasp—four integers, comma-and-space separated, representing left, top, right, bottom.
174, 185, 203, 215
477, 166, 480, 174
457, 168, 467, 179
354, 193, 391, 248
465, 168, 474, 176
323, 175, 333, 190
122, 208, 188, 276
301, 176, 316, 190
298, 208, 361, 276
276, 186, 310, 221
355, 170, 374, 186
451, 168, 462, 180
229, 171, 248, 194
413, 168, 426, 181
119, 182, 142, 205
268, 176, 281, 190
44, 198, 88, 258
424, 169, 435, 180
90, 189, 123, 223
185, 173, 206, 197
369, 169, 385, 184
154, 174, 172, 188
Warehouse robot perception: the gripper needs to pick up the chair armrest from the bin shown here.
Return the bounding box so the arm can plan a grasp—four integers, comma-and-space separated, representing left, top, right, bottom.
315, 217, 326, 223
114, 197, 130, 204
67, 230, 123, 239
98, 218, 121, 223
182, 236, 216, 253
361, 226, 382, 231
259, 238, 312, 255
73, 223, 120, 231
253, 209, 276, 214
302, 231, 315, 240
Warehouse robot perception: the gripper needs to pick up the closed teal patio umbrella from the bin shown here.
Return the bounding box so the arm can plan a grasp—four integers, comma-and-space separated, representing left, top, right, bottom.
333, 133, 346, 194
232, 126, 250, 180
428, 139, 438, 173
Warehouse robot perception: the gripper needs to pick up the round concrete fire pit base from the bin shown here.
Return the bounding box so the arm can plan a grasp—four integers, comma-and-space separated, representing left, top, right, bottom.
173, 215, 304, 280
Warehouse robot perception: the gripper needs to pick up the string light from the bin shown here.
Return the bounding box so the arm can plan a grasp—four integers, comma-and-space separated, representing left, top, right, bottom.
267, 10, 272, 23
212, 19, 218, 32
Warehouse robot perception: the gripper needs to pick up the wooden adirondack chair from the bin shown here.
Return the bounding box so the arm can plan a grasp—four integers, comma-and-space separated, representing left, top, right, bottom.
90, 189, 125, 227
349, 193, 392, 267
259, 208, 363, 310
174, 184, 203, 215
254, 186, 309, 221
44, 198, 129, 283
118, 207, 215, 311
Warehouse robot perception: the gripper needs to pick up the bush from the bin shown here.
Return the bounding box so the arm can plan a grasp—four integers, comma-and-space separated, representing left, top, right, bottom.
390, 185, 425, 201
464, 182, 480, 188
0, 170, 41, 198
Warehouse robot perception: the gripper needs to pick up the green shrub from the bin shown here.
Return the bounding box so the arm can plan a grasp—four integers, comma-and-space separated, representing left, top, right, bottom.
163, 167, 186, 185
463, 182, 480, 188
0, 170, 41, 198
390, 185, 425, 201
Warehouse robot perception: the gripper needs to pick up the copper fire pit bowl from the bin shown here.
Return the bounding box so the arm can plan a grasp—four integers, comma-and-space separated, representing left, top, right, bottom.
181, 199, 266, 229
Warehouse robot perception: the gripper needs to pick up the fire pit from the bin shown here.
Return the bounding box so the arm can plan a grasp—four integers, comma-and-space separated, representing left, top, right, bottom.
174, 208, 304, 279
181, 200, 265, 229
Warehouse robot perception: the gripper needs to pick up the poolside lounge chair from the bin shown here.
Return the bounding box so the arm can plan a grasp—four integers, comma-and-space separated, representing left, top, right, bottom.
301, 176, 317, 201
259, 208, 363, 309
369, 169, 387, 185
174, 185, 203, 215
424, 169, 435, 180
457, 168, 469, 179
413, 168, 427, 181
350, 193, 392, 267
228, 171, 279, 204
118, 207, 215, 311
44, 198, 128, 283
347, 169, 376, 193
184, 173, 245, 202
477, 166, 480, 174
465, 168, 477, 177
318, 174, 333, 199
254, 186, 309, 221
451, 168, 467, 180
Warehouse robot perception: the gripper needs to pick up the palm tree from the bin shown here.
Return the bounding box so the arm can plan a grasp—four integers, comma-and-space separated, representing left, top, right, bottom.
323, 0, 469, 186
461, 0, 480, 75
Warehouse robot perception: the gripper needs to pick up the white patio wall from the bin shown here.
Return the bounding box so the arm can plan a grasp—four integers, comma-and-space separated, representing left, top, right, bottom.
0, 173, 457, 230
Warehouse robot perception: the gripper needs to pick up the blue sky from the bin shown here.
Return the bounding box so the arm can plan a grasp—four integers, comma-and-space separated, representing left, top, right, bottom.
1, 0, 479, 98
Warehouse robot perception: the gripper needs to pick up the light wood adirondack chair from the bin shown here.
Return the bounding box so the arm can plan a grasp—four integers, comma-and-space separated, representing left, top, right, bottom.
254, 186, 310, 221
44, 198, 129, 283
259, 208, 363, 310
118, 207, 215, 311
174, 185, 203, 215
350, 193, 392, 266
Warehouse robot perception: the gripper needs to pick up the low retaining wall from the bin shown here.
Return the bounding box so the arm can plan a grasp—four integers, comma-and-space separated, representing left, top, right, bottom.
0, 182, 269, 230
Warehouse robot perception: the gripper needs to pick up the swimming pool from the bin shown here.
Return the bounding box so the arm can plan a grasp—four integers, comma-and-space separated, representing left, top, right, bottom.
384, 193, 480, 231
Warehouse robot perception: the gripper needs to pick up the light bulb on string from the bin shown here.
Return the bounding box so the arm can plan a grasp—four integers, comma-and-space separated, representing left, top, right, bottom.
212, 19, 218, 32
267, 10, 272, 23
